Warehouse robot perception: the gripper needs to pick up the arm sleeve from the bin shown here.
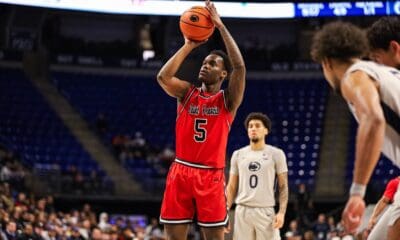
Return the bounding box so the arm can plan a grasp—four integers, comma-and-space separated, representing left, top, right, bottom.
383, 178, 400, 202
275, 149, 288, 174
229, 150, 239, 175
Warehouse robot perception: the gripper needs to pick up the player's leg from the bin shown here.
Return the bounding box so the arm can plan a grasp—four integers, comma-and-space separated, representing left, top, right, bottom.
254, 207, 280, 240
387, 205, 400, 240
160, 163, 195, 239
367, 206, 391, 240
164, 224, 190, 240
201, 226, 225, 240
194, 168, 228, 240
233, 205, 255, 240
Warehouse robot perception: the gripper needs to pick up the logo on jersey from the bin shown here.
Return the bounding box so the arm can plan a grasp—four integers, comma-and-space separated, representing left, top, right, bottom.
189, 105, 199, 115
202, 105, 219, 115
248, 162, 261, 171
189, 104, 220, 116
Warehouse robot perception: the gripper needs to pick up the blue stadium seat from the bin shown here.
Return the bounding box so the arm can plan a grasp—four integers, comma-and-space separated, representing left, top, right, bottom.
0, 67, 110, 192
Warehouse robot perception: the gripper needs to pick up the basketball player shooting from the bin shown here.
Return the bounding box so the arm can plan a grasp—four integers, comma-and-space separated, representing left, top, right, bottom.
156, 0, 246, 239
310, 21, 400, 237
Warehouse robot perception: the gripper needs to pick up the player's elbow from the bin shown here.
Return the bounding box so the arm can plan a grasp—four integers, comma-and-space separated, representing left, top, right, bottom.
369, 113, 385, 127
157, 73, 165, 84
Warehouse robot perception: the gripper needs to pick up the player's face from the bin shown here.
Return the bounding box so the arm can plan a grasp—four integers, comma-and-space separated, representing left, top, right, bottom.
369, 42, 400, 69
198, 54, 227, 84
247, 119, 268, 143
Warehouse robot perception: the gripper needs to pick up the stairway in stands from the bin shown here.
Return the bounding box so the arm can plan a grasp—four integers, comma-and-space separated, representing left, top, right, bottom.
23, 52, 142, 196
315, 92, 350, 197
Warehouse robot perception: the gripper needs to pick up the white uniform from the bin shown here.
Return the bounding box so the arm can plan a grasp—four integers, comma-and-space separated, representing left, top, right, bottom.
345, 60, 400, 166
345, 61, 400, 240
230, 145, 288, 240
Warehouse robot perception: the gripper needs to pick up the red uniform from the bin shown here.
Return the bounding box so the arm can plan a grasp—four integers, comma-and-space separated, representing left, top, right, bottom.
160, 86, 233, 227
384, 177, 400, 202
175, 86, 233, 168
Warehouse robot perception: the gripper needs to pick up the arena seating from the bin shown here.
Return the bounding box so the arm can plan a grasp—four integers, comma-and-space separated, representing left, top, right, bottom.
52, 72, 176, 147
229, 79, 328, 189
0, 67, 110, 193
52, 71, 328, 191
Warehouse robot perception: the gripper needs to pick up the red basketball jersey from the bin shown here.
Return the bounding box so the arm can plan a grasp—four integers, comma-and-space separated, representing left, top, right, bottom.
175, 86, 233, 168
384, 177, 400, 202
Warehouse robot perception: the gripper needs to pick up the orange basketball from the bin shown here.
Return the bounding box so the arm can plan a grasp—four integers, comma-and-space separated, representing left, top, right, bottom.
179, 6, 215, 42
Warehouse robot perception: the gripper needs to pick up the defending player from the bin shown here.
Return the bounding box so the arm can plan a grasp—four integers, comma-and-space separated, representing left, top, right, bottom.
226, 112, 288, 240
310, 21, 400, 238
156, 0, 246, 239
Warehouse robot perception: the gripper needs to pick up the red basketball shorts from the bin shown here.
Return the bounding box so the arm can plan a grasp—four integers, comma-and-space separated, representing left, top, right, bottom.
159, 160, 228, 227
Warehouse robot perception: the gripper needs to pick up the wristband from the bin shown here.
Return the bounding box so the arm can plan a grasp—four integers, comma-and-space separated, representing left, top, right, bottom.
350, 182, 366, 198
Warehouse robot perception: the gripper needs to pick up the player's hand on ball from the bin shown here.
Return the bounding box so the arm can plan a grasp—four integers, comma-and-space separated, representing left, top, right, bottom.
342, 195, 366, 233
205, 0, 223, 29
273, 212, 285, 229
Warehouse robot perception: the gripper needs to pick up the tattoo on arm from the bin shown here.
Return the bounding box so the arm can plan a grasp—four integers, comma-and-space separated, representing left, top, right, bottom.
278, 173, 289, 214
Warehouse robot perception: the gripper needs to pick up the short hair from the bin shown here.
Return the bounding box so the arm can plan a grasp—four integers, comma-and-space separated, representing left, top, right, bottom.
367, 17, 400, 50
210, 49, 232, 80
244, 112, 272, 132
311, 21, 368, 62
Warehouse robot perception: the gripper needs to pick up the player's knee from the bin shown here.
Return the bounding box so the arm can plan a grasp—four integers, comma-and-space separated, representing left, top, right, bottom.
202, 227, 224, 240
165, 231, 185, 240
164, 224, 189, 240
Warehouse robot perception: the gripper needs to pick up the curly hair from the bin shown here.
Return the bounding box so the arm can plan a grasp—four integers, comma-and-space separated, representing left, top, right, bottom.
244, 112, 272, 132
210, 50, 232, 80
367, 17, 400, 50
311, 21, 368, 62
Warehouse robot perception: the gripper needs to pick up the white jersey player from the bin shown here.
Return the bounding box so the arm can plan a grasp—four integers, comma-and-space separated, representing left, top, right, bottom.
311, 21, 400, 238
226, 112, 288, 240
345, 61, 400, 165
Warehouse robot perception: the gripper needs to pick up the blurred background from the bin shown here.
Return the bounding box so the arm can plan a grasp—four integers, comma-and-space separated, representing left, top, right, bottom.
0, 0, 399, 239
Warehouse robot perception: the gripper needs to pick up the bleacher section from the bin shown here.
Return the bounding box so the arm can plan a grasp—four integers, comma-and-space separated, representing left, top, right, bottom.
228, 80, 328, 189
0, 67, 111, 193
53, 71, 329, 191
52, 72, 175, 147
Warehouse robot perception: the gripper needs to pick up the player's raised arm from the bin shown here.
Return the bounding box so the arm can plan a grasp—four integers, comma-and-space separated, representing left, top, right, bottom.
205, 0, 245, 116
157, 39, 205, 100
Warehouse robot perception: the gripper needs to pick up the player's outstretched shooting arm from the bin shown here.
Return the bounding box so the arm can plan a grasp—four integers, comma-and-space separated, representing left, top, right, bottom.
157, 39, 205, 100
206, 0, 245, 116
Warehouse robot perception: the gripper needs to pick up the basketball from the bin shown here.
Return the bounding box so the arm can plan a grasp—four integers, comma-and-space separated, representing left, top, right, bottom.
179, 6, 215, 42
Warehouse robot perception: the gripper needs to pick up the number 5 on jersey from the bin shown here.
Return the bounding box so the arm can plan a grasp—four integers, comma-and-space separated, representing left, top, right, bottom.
194, 118, 207, 142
